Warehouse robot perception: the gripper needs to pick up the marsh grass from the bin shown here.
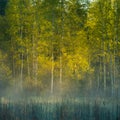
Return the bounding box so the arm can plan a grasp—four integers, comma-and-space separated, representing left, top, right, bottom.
0, 96, 120, 120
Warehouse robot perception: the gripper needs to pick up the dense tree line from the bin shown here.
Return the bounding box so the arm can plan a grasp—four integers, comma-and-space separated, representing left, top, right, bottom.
0, 0, 120, 97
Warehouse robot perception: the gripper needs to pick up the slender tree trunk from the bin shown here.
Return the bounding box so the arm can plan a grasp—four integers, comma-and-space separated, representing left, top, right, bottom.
59, 0, 64, 92
51, 51, 54, 94
115, 2, 119, 99
27, 49, 30, 78
11, 38, 16, 80
20, 26, 23, 90
60, 53, 62, 89
110, 53, 114, 96
35, 38, 38, 82
97, 56, 101, 92
12, 56, 15, 79
20, 52, 23, 90
35, 57, 38, 81
59, 41, 62, 90
103, 42, 106, 92
100, 1, 106, 93
50, 5, 56, 94
32, 34, 35, 80
114, 0, 120, 98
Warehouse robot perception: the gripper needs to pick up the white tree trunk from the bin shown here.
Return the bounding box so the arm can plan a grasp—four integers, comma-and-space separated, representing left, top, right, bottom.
51, 51, 54, 94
